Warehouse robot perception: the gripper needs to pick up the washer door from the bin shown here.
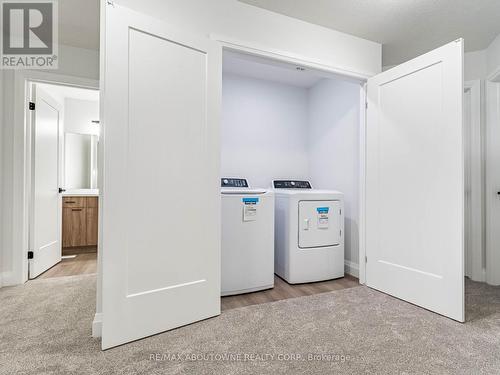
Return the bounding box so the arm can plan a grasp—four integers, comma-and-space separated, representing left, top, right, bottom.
298, 200, 341, 248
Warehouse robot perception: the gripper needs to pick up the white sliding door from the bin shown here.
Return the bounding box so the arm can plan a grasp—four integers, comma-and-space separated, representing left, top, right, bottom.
365, 40, 464, 321
101, 3, 221, 349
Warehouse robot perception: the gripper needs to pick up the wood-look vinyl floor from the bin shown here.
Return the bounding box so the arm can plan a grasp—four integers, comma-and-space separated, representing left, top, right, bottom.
36, 252, 97, 279
36, 253, 359, 312
62, 246, 98, 256
221, 274, 359, 311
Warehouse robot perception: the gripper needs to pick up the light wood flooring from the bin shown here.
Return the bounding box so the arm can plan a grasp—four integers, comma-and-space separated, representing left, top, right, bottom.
36, 252, 97, 279
36, 253, 359, 311
221, 274, 359, 311
62, 246, 98, 256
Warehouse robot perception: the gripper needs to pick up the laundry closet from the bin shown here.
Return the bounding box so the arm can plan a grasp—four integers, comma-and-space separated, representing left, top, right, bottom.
220, 50, 362, 274
99, 1, 464, 349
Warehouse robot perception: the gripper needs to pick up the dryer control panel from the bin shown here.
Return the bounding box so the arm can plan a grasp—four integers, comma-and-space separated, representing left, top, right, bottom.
221, 178, 248, 188
273, 180, 312, 189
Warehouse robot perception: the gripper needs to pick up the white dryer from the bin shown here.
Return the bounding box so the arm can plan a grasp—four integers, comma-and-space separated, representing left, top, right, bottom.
221, 178, 274, 296
272, 180, 344, 284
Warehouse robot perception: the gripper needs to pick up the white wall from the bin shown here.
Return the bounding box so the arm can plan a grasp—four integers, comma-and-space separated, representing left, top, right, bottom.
64, 98, 100, 135
0, 71, 4, 287
0, 45, 99, 285
465, 50, 487, 81
1, 71, 17, 284
487, 34, 500, 77
308, 79, 361, 271
460, 36, 500, 285
221, 73, 361, 271
116, 0, 381, 78
221, 73, 309, 187
485, 33, 500, 285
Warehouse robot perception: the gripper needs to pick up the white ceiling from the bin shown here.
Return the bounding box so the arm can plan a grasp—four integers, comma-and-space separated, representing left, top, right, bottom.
37, 83, 99, 103
239, 0, 500, 66
223, 51, 325, 88
59, 0, 99, 50
58, 0, 500, 67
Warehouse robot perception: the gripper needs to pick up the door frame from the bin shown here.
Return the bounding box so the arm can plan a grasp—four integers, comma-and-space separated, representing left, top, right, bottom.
9, 70, 98, 285
463, 80, 485, 282
486, 68, 500, 285
211, 34, 369, 283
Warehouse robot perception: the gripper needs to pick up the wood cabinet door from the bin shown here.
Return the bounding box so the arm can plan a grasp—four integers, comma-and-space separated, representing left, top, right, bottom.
62, 207, 87, 247
86, 197, 98, 208
86, 207, 98, 246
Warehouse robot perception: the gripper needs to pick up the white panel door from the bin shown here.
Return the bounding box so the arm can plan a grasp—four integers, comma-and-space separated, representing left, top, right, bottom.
366, 40, 464, 321
101, 3, 221, 349
29, 86, 63, 279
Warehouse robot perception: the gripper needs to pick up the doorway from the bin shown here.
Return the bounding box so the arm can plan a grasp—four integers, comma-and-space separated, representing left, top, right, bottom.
463, 80, 485, 283
28, 82, 100, 280
219, 49, 364, 311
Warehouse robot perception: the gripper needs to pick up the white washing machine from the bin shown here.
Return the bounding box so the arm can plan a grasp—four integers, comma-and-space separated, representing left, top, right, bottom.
221, 178, 274, 296
272, 180, 344, 284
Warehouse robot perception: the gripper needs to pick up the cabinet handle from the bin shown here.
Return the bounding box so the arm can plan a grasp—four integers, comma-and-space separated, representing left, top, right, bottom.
71, 208, 83, 211
65, 201, 76, 204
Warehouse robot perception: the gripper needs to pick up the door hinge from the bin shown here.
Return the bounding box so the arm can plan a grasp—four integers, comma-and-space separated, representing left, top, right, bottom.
365, 255, 368, 263
339, 209, 342, 215
29, 102, 35, 110
27, 251, 34, 259
340, 229, 342, 237
365, 102, 368, 109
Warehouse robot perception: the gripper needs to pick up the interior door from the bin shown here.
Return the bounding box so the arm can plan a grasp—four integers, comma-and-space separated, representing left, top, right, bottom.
29, 86, 63, 278
365, 40, 464, 321
101, 3, 221, 349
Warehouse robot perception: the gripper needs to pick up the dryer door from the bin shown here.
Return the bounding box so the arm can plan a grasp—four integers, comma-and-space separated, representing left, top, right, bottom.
298, 200, 341, 248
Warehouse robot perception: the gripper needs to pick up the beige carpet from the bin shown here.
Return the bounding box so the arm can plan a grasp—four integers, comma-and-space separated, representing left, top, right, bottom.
1, 274, 500, 375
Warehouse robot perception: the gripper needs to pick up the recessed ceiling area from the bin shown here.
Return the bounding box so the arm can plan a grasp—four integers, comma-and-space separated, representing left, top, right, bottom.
223, 50, 362, 88
224, 51, 325, 88
239, 0, 500, 66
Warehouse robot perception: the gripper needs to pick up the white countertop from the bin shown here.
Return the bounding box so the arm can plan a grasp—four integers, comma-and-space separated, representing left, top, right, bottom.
62, 189, 99, 197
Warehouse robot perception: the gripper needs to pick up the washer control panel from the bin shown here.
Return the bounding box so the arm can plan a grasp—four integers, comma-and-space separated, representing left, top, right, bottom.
221, 178, 248, 188
273, 180, 312, 189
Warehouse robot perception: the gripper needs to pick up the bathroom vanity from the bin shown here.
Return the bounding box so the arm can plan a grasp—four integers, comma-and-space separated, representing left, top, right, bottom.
62, 192, 99, 252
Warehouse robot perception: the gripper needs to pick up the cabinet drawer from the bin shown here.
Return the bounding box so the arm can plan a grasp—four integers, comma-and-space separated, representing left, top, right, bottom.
63, 197, 86, 208
86, 197, 98, 208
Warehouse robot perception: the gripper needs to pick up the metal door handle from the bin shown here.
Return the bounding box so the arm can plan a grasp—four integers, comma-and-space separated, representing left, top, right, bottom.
59, 188, 66, 193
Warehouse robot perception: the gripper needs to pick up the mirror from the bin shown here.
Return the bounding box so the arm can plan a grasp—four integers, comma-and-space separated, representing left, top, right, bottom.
64, 133, 98, 189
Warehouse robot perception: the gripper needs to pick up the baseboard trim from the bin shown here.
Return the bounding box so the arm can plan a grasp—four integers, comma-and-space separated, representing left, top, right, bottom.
92, 313, 102, 338
0, 271, 17, 287
344, 260, 359, 278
